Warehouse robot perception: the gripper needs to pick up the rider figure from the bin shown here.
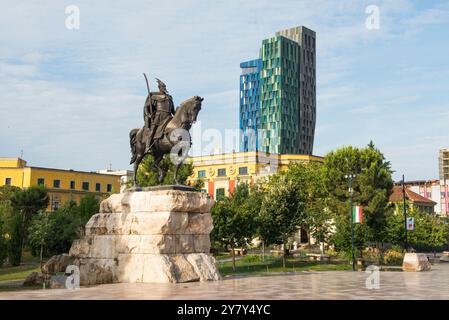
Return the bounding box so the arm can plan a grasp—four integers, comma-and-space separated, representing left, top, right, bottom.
143, 78, 175, 152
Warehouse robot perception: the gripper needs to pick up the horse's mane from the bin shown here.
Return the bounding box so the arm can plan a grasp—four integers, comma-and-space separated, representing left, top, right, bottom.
169, 96, 200, 128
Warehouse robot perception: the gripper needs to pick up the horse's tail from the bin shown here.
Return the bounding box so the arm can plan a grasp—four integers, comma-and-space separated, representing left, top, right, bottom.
129, 128, 139, 164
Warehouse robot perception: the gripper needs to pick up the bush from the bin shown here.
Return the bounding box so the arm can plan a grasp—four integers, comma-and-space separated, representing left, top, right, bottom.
7, 213, 23, 266
0, 235, 7, 267
0, 209, 9, 266
44, 201, 81, 255
241, 254, 278, 263
383, 248, 404, 266
27, 194, 100, 258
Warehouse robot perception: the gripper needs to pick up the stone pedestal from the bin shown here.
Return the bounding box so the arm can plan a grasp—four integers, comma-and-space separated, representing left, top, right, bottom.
68, 188, 221, 285
440, 251, 449, 262
402, 253, 431, 272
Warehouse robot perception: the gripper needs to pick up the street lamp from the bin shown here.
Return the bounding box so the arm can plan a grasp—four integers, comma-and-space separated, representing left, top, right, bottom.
345, 173, 356, 271
402, 175, 408, 252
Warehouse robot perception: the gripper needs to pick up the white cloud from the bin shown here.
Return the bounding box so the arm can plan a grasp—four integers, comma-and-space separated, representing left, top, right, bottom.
0, 0, 448, 180
404, 8, 449, 26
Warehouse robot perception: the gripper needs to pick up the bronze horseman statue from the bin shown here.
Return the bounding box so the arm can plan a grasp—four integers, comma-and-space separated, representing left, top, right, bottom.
129, 74, 203, 186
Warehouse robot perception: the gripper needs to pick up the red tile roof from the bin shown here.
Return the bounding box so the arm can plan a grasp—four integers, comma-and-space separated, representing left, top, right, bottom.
389, 186, 437, 205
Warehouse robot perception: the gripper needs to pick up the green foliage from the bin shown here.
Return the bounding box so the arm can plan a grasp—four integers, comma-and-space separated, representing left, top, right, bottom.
325, 142, 394, 254
44, 201, 81, 255
28, 194, 100, 257
0, 185, 20, 265
385, 204, 449, 251
7, 213, 23, 266
330, 214, 370, 258
285, 162, 332, 247
27, 211, 51, 265
244, 183, 268, 243
0, 206, 9, 267
7, 185, 49, 266
211, 183, 256, 271
78, 193, 100, 226
136, 154, 199, 188
383, 247, 404, 266
211, 183, 255, 248
0, 186, 100, 265
260, 175, 305, 262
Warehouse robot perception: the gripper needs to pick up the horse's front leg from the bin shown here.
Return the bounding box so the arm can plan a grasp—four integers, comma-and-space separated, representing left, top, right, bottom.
152, 154, 165, 183
133, 160, 138, 187
173, 162, 181, 185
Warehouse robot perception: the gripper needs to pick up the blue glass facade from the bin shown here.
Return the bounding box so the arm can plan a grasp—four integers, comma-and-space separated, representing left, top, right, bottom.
239, 59, 261, 152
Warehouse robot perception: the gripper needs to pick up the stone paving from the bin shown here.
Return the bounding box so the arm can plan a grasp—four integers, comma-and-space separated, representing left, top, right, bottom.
2, 264, 449, 300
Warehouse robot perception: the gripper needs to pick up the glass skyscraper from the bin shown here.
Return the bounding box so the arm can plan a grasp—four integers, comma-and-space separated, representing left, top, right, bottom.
239, 26, 316, 155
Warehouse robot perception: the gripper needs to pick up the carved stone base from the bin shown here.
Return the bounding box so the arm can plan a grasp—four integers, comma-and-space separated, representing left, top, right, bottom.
68, 188, 221, 285
74, 253, 220, 285
402, 253, 431, 272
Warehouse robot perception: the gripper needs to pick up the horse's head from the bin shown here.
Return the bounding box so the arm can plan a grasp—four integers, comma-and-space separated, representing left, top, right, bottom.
177, 96, 203, 129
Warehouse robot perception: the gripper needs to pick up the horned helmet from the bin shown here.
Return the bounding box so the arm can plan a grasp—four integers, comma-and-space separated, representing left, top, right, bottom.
155, 78, 168, 94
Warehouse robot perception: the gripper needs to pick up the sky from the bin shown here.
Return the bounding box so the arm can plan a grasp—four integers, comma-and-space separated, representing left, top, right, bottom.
0, 0, 448, 181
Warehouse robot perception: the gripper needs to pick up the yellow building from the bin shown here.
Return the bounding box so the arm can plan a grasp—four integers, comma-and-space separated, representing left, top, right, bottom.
187, 151, 323, 199
0, 158, 121, 211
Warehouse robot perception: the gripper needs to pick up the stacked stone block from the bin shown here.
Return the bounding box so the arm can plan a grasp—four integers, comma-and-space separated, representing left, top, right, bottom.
69, 189, 221, 285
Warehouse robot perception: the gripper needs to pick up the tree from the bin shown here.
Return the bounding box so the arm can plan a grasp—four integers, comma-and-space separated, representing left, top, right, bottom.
260, 175, 305, 268
385, 203, 449, 252
247, 182, 272, 260
77, 194, 100, 235
27, 211, 51, 268
44, 200, 81, 255
27, 194, 101, 259
211, 183, 255, 271
8, 185, 49, 266
0, 185, 19, 266
286, 162, 332, 251
135, 154, 202, 189
0, 204, 10, 266
325, 142, 393, 257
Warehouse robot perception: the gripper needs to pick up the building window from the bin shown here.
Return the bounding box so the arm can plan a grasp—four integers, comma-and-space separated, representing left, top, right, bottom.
5, 178, 12, 185
70, 181, 75, 189
198, 170, 206, 178
216, 188, 225, 200
53, 180, 60, 188
238, 167, 248, 175
37, 178, 45, 186
107, 184, 112, 192
95, 183, 101, 192
217, 168, 226, 177
82, 182, 89, 191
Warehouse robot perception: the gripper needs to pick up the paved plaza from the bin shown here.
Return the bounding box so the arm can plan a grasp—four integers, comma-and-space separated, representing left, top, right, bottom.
2, 264, 449, 300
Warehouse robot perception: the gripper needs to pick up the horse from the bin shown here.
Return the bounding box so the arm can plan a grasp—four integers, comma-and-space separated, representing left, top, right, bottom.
129, 95, 203, 186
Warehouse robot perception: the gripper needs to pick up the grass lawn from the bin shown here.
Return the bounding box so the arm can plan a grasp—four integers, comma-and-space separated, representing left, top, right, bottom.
0, 251, 42, 283
0, 264, 40, 282
218, 254, 352, 276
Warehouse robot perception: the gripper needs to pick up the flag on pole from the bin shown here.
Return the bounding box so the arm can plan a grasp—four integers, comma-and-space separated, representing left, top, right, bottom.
353, 206, 363, 224
406, 217, 414, 231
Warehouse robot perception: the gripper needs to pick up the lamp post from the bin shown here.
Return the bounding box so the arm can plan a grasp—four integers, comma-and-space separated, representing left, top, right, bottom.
402, 175, 408, 252
345, 174, 356, 271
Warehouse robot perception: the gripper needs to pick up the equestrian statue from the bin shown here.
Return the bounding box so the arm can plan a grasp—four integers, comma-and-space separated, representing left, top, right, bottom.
129, 74, 203, 186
